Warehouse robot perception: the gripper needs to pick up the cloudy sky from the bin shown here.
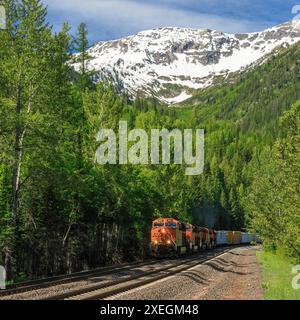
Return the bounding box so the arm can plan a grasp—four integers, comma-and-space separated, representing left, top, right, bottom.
43, 0, 299, 43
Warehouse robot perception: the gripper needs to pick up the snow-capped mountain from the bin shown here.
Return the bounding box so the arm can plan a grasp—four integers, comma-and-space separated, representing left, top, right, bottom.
74, 20, 300, 104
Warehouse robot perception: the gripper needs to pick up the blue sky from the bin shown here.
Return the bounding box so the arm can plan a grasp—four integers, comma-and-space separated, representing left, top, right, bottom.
43, 0, 300, 43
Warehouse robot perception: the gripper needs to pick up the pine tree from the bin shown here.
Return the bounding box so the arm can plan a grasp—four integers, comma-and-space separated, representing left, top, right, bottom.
0, 0, 54, 279
74, 22, 90, 89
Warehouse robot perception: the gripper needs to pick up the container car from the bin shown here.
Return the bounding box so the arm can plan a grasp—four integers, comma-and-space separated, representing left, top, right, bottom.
216, 230, 228, 245
241, 232, 251, 244
226, 231, 234, 245
233, 231, 242, 244
249, 234, 256, 243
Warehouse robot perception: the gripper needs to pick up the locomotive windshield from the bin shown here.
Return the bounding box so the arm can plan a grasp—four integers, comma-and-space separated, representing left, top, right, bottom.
153, 222, 164, 228
153, 221, 177, 228
165, 222, 177, 228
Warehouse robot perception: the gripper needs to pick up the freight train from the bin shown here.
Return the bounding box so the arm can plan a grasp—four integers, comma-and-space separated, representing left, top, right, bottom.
150, 218, 259, 257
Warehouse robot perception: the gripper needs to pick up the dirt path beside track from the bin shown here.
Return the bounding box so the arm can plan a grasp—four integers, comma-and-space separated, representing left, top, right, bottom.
110, 246, 264, 300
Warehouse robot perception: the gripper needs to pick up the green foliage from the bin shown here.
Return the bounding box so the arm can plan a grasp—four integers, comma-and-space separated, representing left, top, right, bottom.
246, 102, 300, 258
0, 1, 192, 279
175, 42, 300, 241
257, 249, 300, 300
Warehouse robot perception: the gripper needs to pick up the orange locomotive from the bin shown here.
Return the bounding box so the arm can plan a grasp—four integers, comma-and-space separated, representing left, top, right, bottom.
150, 218, 217, 257
150, 218, 187, 257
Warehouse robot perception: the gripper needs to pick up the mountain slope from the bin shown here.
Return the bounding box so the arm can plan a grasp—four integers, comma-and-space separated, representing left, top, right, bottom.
178, 40, 300, 231
178, 39, 300, 131
73, 20, 300, 104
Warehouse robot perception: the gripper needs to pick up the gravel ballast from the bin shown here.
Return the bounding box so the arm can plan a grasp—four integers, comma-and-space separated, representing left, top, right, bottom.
109, 246, 263, 300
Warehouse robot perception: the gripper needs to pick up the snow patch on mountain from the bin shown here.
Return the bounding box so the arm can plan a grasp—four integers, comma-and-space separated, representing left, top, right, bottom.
163, 91, 193, 104
73, 20, 300, 104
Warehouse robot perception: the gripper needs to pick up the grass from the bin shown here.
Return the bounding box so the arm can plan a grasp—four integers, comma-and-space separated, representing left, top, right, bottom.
257, 249, 300, 300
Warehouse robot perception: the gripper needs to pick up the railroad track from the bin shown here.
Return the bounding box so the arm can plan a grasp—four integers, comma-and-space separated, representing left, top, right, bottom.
44, 247, 235, 300
0, 258, 159, 297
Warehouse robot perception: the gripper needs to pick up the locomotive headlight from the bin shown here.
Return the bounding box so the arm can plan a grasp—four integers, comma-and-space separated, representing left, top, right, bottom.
162, 228, 166, 233
167, 240, 171, 244
154, 240, 158, 244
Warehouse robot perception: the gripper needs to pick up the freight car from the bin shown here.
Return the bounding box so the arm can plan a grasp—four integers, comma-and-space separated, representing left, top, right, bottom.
150, 218, 259, 258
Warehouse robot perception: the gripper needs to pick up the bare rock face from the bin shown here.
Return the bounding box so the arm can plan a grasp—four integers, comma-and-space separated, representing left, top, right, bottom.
73, 21, 300, 104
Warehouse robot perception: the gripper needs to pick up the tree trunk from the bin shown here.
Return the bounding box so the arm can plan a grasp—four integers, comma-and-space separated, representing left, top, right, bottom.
7, 83, 32, 280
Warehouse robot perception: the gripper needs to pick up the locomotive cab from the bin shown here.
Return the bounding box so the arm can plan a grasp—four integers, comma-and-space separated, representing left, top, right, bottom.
150, 218, 186, 257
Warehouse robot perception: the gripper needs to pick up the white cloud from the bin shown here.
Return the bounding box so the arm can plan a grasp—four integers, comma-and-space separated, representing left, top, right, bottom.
44, 0, 271, 41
